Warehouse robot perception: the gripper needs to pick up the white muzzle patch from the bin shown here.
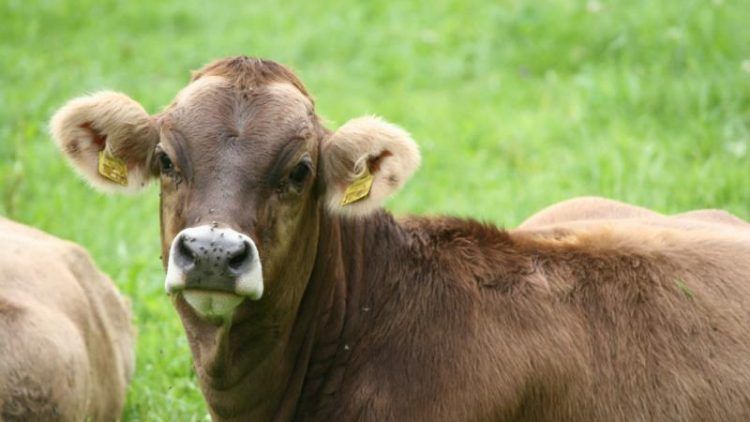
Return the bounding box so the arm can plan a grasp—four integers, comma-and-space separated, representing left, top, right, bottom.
164, 225, 264, 319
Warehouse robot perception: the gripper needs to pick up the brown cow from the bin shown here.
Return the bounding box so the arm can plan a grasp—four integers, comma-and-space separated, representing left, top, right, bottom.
50, 56, 750, 421
0, 218, 135, 421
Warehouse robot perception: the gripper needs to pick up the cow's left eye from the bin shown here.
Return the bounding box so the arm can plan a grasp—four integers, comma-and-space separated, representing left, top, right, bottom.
289, 160, 312, 189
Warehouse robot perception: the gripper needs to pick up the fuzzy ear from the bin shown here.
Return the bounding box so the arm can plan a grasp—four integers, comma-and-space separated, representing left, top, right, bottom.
322, 116, 421, 216
50, 91, 159, 192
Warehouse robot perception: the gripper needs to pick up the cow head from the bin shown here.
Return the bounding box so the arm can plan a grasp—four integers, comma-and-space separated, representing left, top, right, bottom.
50, 57, 420, 322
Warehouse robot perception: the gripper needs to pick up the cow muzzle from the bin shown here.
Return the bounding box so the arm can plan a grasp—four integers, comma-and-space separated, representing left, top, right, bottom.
165, 225, 263, 319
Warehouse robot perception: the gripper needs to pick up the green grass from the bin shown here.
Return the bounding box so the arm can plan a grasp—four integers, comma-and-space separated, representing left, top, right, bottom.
1, 0, 748, 419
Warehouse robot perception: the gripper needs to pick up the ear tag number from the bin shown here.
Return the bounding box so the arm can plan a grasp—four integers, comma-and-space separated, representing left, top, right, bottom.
340, 167, 374, 206
98, 149, 129, 186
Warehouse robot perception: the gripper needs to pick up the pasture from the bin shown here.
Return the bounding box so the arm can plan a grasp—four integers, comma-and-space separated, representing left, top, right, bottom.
1, 0, 748, 419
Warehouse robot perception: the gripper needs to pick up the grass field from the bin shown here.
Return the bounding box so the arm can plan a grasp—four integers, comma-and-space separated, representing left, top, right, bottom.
1, 0, 748, 419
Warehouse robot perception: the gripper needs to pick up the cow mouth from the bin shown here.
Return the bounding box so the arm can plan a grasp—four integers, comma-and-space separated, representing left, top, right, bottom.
180, 289, 246, 320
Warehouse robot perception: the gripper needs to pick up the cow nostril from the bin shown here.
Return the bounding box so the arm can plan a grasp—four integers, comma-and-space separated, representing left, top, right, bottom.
228, 241, 251, 271
176, 235, 197, 267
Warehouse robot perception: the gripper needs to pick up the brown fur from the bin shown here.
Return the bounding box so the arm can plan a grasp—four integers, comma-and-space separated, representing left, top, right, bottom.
0, 219, 135, 421
51, 57, 750, 421
191, 56, 311, 97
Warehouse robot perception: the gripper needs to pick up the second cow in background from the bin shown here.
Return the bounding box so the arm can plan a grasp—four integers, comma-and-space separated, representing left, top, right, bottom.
0, 218, 135, 421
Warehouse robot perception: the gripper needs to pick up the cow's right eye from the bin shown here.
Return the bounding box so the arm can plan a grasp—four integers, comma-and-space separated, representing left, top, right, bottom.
158, 152, 174, 174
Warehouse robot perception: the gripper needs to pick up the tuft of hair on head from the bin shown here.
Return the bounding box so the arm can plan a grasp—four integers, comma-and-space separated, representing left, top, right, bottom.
322, 116, 421, 217
191, 56, 311, 98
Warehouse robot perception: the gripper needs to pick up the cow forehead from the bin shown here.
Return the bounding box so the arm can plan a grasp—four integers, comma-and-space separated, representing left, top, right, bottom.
263, 82, 313, 111
172, 76, 312, 118
164, 77, 314, 142
173, 75, 229, 106
158, 77, 317, 186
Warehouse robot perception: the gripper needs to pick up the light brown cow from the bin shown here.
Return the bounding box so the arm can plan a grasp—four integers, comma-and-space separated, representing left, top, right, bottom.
520, 196, 750, 229
0, 218, 135, 421
50, 56, 750, 421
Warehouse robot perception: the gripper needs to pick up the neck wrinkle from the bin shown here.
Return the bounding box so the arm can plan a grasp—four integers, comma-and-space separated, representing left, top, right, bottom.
293, 210, 411, 419
270, 208, 347, 421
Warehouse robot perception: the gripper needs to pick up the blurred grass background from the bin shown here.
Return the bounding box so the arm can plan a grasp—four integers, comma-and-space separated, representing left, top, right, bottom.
1, 0, 748, 419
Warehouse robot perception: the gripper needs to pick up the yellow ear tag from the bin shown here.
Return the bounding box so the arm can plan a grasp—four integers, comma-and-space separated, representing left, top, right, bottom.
98, 149, 129, 186
340, 167, 374, 206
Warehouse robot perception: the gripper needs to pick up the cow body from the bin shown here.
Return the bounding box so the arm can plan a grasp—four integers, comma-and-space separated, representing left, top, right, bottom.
177, 205, 750, 421
0, 219, 135, 421
49, 56, 750, 421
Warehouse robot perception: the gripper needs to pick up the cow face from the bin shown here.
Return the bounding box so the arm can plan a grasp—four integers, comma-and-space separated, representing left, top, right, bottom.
50, 57, 420, 322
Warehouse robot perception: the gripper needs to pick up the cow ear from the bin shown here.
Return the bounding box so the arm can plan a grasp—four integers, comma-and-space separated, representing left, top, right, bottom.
322, 116, 421, 217
50, 91, 159, 193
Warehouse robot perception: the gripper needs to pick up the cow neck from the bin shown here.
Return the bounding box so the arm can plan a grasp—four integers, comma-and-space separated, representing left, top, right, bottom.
291, 209, 412, 418
177, 208, 410, 421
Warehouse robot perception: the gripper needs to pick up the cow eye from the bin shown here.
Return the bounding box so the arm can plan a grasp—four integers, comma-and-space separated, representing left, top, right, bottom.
158, 152, 174, 174
289, 161, 311, 186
